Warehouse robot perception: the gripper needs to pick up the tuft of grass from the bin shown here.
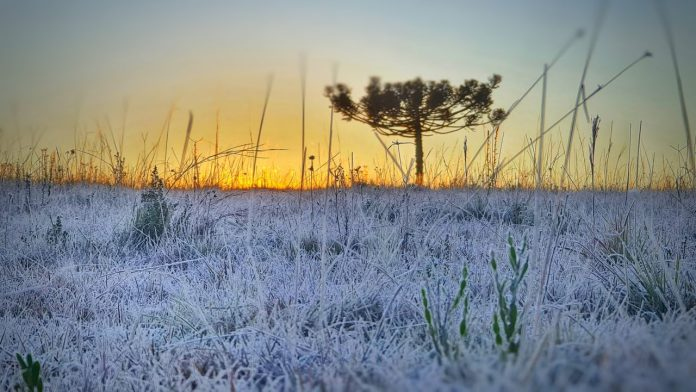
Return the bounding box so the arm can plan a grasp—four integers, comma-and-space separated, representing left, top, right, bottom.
460, 195, 491, 221
591, 215, 696, 319
16, 353, 43, 392
491, 235, 529, 359
421, 264, 470, 363
502, 201, 534, 225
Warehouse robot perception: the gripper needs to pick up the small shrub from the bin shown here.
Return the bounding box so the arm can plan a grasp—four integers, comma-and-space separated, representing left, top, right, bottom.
132, 167, 171, 246
45, 216, 68, 248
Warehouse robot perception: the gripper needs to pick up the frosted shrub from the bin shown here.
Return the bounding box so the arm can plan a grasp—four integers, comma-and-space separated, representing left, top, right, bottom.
132, 167, 171, 246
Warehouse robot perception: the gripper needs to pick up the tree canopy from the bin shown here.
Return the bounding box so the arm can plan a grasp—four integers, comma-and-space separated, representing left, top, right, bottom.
326, 75, 506, 185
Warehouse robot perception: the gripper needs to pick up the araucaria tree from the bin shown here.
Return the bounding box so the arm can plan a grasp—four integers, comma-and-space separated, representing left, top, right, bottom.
326, 76, 506, 185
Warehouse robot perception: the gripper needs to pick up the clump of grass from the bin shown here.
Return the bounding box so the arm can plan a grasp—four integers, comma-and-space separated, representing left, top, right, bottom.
421, 264, 470, 363
502, 201, 534, 225
361, 198, 400, 223
132, 166, 171, 246
591, 215, 695, 319
459, 195, 491, 221
300, 235, 343, 258
491, 235, 529, 359
15, 353, 43, 392
594, 212, 633, 263
169, 191, 223, 239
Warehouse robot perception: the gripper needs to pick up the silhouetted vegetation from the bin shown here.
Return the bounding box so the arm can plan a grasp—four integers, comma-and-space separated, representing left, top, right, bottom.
326, 76, 506, 185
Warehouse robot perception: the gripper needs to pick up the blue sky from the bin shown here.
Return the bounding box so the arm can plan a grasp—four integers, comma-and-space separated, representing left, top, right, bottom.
1, 0, 694, 181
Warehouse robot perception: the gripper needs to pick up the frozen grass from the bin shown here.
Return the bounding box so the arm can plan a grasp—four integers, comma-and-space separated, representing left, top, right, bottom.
1, 182, 695, 391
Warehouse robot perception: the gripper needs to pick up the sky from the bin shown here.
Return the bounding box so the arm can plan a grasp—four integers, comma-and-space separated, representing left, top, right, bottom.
1, 0, 695, 185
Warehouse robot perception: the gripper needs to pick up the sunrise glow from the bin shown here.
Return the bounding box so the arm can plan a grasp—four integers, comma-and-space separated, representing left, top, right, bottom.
1, 0, 695, 189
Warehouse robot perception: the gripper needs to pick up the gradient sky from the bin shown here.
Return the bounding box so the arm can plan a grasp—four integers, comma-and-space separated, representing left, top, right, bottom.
1, 0, 695, 183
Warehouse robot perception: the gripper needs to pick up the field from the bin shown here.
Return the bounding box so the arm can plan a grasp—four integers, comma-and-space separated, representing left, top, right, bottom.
1, 182, 695, 391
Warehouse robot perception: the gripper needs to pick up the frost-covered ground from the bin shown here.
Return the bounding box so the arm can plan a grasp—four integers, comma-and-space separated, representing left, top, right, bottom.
1, 183, 695, 391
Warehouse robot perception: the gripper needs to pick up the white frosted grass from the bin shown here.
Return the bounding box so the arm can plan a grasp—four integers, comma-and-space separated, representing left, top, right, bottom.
0, 183, 694, 391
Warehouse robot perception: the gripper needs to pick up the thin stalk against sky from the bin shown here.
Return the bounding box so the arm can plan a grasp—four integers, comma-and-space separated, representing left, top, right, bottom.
299, 54, 307, 194
467, 30, 584, 180
536, 64, 548, 189
492, 51, 652, 180
178, 111, 193, 174
655, 0, 695, 185
561, 0, 609, 189
251, 75, 274, 186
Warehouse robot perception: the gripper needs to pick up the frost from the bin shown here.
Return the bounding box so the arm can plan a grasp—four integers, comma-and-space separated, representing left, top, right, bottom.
1, 184, 695, 390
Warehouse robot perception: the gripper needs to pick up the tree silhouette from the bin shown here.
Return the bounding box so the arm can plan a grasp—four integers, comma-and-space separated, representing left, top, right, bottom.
326, 76, 506, 185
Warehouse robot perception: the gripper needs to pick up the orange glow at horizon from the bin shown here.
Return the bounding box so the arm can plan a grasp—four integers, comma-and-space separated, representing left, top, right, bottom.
1, 1, 695, 190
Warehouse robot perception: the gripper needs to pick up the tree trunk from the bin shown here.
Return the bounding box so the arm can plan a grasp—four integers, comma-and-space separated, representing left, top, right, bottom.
414, 125, 424, 186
